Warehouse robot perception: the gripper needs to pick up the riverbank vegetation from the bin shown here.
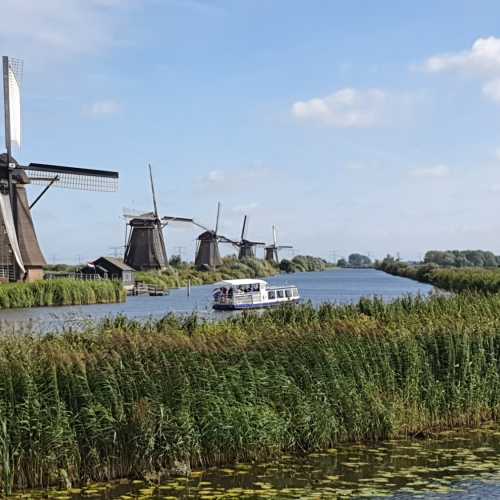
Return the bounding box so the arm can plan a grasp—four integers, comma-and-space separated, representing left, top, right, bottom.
0, 279, 125, 310
337, 253, 373, 268
136, 256, 278, 289
136, 255, 329, 290
279, 255, 329, 273
423, 249, 500, 267
2, 293, 500, 491
377, 256, 500, 293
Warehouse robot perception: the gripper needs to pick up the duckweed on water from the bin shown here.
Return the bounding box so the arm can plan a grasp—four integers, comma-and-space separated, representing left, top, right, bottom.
13, 426, 500, 498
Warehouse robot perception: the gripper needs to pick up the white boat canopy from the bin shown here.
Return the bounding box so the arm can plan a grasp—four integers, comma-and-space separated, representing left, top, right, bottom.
214, 278, 268, 287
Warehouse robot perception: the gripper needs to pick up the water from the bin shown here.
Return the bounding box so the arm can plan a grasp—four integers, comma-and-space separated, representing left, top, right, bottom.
15, 425, 500, 498
0, 269, 433, 332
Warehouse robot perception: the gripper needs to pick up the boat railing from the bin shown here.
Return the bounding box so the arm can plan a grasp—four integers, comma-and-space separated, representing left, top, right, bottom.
267, 285, 297, 291
214, 291, 260, 305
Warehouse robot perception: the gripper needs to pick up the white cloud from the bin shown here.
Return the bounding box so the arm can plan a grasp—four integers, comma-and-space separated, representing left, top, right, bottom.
422, 37, 500, 75
409, 164, 450, 178
482, 79, 500, 103
421, 37, 500, 104
0, 0, 132, 62
292, 88, 387, 128
196, 166, 272, 193
83, 99, 121, 117
232, 202, 259, 214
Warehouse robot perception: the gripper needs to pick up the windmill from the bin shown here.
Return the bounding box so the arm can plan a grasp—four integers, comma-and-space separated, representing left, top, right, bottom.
234, 215, 265, 260
1, 56, 119, 282
264, 225, 292, 264
192, 202, 235, 268
123, 164, 193, 270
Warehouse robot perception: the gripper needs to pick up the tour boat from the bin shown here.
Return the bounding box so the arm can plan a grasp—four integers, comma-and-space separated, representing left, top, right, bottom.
212, 278, 300, 310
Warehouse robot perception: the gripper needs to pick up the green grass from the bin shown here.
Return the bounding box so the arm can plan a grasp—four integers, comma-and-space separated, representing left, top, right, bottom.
1, 293, 500, 490
377, 258, 500, 293
0, 279, 125, 309
136, 256, 280, 289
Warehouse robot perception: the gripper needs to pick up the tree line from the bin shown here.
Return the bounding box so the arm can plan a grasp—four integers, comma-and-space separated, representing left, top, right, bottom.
423, 250, 499, 268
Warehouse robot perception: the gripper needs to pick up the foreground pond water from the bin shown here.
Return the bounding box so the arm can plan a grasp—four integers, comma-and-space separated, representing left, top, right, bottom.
15, 424, 500, 498
0, 269, 433, 331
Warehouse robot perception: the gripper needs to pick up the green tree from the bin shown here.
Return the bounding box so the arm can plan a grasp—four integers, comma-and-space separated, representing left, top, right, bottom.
348, 253, 372, 268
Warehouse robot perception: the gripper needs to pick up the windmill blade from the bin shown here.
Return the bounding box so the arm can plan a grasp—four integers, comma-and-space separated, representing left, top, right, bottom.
240, 215, 248, 241
25, 163, 118, 192
218, 234, 241, 246
192, 220, 212, 232
149, 164, 159, 218
161, 216, 194, 224
244, 240, 266, 246
215, 201, 221, 235
3, 56, 23, 155
277, 245, 293, 249
272, 225, 277, 246
123, 212, 156, 220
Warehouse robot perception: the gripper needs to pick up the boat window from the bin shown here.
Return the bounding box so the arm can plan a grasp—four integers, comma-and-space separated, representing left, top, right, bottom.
285, 289, 292, 298
268, 291, 275, 299
277, 290, 284, 298
292, 288, 298, 297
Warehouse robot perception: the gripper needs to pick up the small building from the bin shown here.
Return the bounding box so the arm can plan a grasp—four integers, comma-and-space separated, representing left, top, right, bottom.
80, 256, 136, 290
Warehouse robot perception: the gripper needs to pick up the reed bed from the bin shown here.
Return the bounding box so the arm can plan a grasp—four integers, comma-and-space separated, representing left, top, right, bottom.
0, 279, 125, 309
1, 294, 500, 491
378, 258, 500, 293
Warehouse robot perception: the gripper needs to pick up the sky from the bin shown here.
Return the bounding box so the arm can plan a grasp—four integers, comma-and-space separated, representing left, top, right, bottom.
1, 0, 500, 263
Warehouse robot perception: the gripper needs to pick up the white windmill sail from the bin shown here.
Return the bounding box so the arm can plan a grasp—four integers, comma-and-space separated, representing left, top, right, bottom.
3, 56, 22, 153
0, 193, 25, 273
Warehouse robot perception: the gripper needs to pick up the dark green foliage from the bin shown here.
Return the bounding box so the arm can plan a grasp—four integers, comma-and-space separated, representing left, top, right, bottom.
377, 257, 500, 293
0, 279, 125, 309
1, 294, 500, 490
280, 255, 328, 273
348, 253, 372, 267
423, 250, 500, 268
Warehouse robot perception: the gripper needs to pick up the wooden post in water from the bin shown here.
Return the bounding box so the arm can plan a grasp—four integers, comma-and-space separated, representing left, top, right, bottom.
187, 279, 191, 297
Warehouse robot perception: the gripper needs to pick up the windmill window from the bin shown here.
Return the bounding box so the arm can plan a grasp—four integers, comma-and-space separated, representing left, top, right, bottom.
268, 291, 276, 300
277, 290, 284, 298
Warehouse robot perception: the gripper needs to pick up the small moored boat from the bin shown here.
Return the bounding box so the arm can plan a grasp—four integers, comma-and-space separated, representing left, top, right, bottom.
212, 278, 300, 310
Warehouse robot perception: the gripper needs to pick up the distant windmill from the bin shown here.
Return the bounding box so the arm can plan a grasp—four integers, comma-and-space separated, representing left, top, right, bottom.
123, 164, 193, 270
192, 202, 235, 268
0, 56, 119, 282
264, 225, 292, 264
234, 215, 265, 260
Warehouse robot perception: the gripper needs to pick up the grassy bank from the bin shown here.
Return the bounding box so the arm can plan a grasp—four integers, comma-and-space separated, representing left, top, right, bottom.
377, 257, 500, 293
0, 279, 125, 309
2, 293, 500, 490
136, 255, 328, 290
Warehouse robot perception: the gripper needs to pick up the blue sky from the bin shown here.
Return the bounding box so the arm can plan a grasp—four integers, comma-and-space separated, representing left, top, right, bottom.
2, 0, 500, 263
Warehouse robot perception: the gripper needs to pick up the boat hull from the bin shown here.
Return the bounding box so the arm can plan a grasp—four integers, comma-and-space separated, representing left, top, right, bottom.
213, 298, 300, 311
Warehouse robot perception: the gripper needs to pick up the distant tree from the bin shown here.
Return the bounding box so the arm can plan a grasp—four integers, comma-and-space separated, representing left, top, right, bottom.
423, 249, 500, 268
169, 255, 183, 268
279, 259, 294, 273
348, 253, 372, 268
482, 251, 497, 267
337, 258, 347, 268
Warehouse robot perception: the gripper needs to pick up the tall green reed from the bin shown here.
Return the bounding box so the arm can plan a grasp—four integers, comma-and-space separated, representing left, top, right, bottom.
1, 294, 500, 491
